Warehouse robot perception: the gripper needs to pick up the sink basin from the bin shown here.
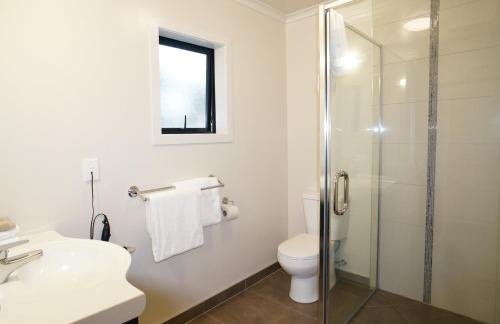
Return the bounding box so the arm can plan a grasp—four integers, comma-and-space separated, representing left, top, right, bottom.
13, 239, 129, 294
0, 231, 145, 324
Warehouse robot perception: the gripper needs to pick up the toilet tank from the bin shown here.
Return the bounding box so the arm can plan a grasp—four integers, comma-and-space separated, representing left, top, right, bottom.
303, 192, 320, 235
302, 191, 348, 240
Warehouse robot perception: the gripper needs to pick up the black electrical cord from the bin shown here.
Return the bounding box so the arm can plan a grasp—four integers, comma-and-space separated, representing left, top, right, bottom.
89, 171, 111, 241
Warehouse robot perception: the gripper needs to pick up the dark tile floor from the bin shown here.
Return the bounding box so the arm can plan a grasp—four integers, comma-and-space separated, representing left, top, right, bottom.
187, 270, 482, 324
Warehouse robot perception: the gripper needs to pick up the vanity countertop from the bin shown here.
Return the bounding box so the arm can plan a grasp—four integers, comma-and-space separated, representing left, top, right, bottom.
0, 231, 145, 324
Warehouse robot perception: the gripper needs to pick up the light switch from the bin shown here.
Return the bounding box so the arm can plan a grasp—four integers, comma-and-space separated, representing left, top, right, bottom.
83, 158, 99, 182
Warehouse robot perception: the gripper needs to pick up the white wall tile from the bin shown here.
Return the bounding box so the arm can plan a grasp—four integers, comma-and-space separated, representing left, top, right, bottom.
436, 143, 500, 191
381, 183, 426, 226
439, 0, 500, 55
437, 96, 500, 144
382, 59, 429, 104
382, 143, 427, 186
435, 185, 500, 225
383, 101, 428, 144
438, 46, 500, 100
378, 220, 425, 300
432, 274, 496, 323
432, 219, 497, 323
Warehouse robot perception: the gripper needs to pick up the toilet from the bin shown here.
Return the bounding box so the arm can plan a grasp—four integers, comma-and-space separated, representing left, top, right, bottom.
277, 191, 348, 303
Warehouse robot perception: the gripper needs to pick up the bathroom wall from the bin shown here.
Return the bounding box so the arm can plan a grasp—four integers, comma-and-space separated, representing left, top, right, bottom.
432, 1, 500, 322
0, 0, 287, 322
286, 12, 319, 239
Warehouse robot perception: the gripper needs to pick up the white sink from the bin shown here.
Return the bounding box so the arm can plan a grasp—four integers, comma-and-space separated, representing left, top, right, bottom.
0, 231, 145, 324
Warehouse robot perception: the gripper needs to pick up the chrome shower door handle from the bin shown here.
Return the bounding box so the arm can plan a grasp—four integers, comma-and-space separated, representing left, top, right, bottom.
333, 170, 349, 215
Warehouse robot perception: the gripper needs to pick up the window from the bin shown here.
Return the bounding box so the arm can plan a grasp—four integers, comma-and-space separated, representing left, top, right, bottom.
151, 27, 232, 145
158, 36, 215, 134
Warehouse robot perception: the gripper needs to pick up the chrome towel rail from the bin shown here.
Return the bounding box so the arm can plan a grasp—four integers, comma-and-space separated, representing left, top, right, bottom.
128, 175, 224, 202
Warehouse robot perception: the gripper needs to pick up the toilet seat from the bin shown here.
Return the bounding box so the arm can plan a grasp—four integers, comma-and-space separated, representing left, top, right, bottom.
278, 233, 319, 260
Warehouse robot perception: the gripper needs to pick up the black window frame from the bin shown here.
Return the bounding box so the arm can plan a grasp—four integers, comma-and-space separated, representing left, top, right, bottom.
159, 36, 216, 134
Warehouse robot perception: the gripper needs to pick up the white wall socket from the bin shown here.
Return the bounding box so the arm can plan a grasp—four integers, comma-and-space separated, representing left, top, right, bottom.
83, 158, 99, 182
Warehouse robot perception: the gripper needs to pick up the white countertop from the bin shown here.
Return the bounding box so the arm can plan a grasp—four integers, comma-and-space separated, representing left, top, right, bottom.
0, 231, 145, 324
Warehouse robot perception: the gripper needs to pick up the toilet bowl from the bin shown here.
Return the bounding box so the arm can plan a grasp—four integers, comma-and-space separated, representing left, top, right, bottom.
277, 191, 348, 303
277, 233, 318, 303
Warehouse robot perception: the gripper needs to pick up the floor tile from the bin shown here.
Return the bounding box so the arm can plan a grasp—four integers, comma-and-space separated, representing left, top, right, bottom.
329, 290, 370, 324
363, 291, 392, 308
332, 280, 373, 298
247, 270, 319, 319
396, 305, 458, 324
377, 290, 424, 309
350, 306, 409, 324
438, 314, 486, 324
207, 291, 316, 324
187, 314, 222, 324
185, 269, 483, 324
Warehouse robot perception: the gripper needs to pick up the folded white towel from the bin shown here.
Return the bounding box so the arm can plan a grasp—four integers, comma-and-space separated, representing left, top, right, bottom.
329, 10, 348, 76
174, 177, 223, 226
145, 186, 204, 262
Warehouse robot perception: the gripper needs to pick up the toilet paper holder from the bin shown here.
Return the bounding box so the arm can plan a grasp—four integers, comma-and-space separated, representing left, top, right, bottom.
221, 197, 234, 205
221, 197, 237, 218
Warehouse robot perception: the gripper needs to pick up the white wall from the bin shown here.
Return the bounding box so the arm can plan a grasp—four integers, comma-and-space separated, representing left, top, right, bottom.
0, 1, 287, 322
286, 13, 319, 239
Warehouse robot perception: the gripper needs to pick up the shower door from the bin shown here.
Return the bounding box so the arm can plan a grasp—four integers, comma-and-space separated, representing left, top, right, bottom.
319, 5, 382, 323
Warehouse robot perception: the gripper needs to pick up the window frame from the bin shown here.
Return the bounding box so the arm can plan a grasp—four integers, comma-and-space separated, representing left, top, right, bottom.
158, 36, 216, 134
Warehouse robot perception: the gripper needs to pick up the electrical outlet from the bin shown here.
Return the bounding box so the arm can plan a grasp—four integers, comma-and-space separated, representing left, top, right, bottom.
83, 158, 99, 182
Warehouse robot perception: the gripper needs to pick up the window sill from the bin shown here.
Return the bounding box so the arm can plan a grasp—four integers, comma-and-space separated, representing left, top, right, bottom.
152, 133, 233, 145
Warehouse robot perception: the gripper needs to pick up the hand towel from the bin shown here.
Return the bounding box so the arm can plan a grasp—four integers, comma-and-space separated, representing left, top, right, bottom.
145, 186, 204, 262
174, 177, 223, 226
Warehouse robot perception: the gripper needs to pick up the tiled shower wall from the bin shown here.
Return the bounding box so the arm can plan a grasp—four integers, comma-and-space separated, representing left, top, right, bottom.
432, 0, 500, 322
372, 0, 500, 322
374, 0, 430, 302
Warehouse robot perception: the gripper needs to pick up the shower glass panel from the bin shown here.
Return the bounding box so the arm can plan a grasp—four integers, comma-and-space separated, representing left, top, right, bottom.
319, 6, 382, 323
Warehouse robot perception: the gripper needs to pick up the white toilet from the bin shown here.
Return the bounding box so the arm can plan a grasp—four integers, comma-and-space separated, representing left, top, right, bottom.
277, 191, 348, 303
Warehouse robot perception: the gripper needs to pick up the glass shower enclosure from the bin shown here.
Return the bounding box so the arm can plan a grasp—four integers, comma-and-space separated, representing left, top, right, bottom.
318, 3, 382, 323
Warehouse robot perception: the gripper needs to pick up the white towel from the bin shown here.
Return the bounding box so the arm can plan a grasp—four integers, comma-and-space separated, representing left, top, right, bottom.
329, 10, 348, 76
145, 186, 204, 262
174, 177, 223, 226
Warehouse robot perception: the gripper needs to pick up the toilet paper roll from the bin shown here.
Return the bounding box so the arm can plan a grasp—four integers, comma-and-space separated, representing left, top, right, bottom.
221, 204, 239, 221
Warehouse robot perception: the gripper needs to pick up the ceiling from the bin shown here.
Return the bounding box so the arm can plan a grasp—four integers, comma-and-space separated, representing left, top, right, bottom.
258, 0, 325, 14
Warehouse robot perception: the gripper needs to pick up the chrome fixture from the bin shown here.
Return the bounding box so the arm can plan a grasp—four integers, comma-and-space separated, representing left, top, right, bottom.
128, 175, 224, 202
0, 239, 43, 284
333, 170, 349, 215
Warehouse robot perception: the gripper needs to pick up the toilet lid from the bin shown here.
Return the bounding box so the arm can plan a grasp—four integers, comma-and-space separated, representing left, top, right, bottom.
278, 233, 319, 260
